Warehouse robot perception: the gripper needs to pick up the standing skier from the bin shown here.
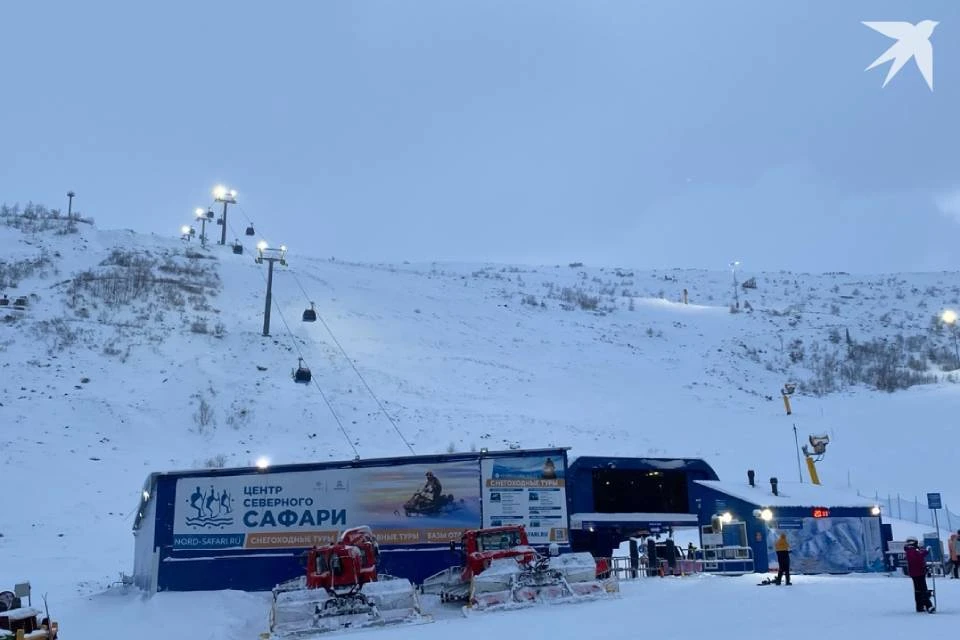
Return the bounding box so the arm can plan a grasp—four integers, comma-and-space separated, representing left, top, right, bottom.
904, 537, 935, 613
773, 533, 791, 585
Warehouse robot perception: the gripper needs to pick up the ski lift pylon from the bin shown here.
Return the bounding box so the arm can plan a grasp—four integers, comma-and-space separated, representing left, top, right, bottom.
302, 302, 317, 322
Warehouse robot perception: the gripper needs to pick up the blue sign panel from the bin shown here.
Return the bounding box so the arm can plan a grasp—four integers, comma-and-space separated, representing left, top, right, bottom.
927, 493, 942, 510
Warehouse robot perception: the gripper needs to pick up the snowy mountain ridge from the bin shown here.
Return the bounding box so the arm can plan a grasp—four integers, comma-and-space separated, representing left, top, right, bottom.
3, 203, 960, 602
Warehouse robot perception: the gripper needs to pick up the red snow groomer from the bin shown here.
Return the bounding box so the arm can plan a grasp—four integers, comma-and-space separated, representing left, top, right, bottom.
420, 525, 618, 611
267, 526, 427, 636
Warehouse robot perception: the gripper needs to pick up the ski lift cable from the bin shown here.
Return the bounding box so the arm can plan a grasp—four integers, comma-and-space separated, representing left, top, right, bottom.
286, 267, 416, 455
267, 282, 361, 460
228, 204, 416, 455
236, 202, 256, 227
234, 222, 360, 458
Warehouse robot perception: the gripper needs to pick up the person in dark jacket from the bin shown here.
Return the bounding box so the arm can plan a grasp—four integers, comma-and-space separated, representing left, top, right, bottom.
949, 531, 959, 579
646, 537, 659, 577
665, 537, 677, 575
904, 536, 935, 612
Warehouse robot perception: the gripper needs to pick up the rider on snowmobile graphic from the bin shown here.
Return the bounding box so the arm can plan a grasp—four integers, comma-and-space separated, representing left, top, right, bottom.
423, 471, 442, 503
403, 470, 458, 516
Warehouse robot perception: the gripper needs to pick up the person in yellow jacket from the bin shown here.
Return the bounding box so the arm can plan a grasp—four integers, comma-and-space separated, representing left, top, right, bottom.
774, 533, 791, 585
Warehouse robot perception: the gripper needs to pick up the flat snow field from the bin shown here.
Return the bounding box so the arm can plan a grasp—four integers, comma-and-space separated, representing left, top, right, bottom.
51, 573, 958, 639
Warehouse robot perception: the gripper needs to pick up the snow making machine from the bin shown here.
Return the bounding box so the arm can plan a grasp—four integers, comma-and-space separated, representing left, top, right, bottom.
266, 526, 429, 637
420, 525, 618, 613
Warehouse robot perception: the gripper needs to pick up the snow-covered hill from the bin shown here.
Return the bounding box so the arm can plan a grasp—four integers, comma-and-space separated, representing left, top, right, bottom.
3, 204, 960, 627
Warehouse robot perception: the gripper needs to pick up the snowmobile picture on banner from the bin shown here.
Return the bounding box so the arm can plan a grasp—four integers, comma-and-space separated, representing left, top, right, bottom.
401, 470, 464, 517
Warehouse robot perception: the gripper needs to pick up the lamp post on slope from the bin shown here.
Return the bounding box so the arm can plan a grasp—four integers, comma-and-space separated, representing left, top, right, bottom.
729, 260, 741, 309
256, 241, 287, 336
214, 185, 237, 246
942, 309, 959, 369
195, 208, 214, 248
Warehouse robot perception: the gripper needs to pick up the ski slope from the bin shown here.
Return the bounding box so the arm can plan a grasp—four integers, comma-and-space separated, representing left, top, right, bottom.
3, 211, 960, 637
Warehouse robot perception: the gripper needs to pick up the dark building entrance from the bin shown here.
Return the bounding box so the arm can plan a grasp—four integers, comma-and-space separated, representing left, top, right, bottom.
567, 457, 719, 558
591, 468, 690, 515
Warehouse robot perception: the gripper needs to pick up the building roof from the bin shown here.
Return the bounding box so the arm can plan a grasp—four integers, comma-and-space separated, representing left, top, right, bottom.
694, 480, 878, 508
143, 447, 570, 481
567, 455, 719, 479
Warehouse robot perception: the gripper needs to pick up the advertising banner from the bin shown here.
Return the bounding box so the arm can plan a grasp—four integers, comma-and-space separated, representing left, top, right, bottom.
172, 459, 481, 550
480, 454, 568, 544
765, 516, 884, 573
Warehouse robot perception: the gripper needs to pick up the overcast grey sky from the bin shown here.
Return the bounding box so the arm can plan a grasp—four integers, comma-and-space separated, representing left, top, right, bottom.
2, 0, 958, 272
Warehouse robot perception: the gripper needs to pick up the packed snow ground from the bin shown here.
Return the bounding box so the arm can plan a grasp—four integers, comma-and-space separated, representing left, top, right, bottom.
49, 573, 960, 639
3, 212, 960, 637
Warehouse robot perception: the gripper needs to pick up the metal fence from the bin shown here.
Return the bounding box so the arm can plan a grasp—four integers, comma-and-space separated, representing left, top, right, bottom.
607, 545, 754, 579
607, 556, 704, 579
858, 490, 960, 530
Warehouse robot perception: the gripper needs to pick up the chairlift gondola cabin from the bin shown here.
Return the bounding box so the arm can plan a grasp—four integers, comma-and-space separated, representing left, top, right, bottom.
245, 224, 255, 236
232, 240, 244, 255
12, 296, 28, 309
302, 302, 317, 322
0, 295, 7, 307
293, 358, 311, 384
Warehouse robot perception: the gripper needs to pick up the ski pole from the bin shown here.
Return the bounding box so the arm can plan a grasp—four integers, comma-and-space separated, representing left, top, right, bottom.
927, 548, 937, 611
